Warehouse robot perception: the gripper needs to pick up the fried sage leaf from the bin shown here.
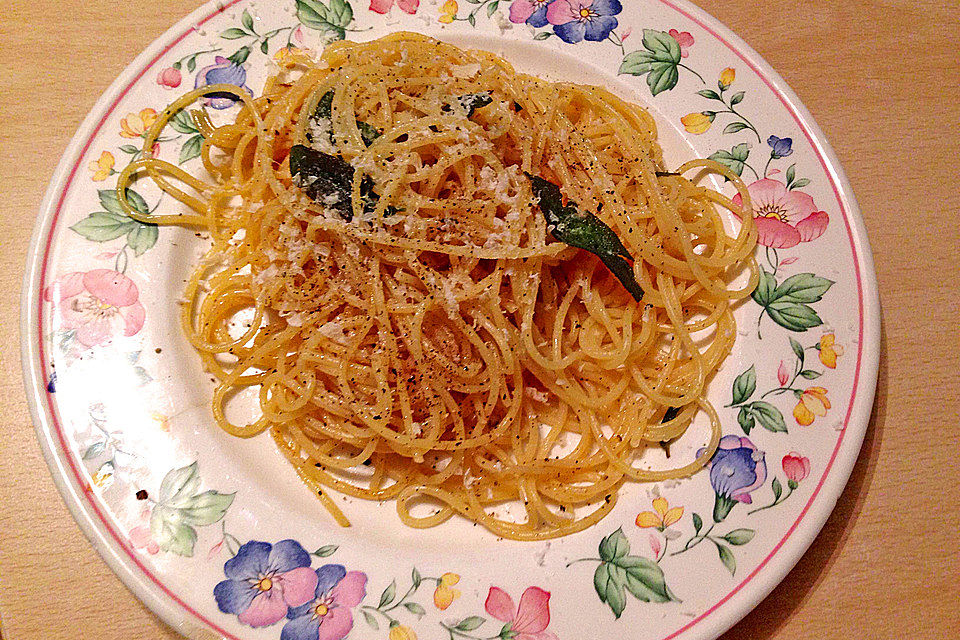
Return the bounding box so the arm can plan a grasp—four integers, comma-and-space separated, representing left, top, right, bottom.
289, 144, 395, 221
307, 90, 381, 148
527, 174, 644, 301
444, 91, 493, 118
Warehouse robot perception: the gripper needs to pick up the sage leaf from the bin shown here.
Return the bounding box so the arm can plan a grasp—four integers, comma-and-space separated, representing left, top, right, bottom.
444, 91, 493, 118
528, 174, 644, 301
308, 90, 381, 147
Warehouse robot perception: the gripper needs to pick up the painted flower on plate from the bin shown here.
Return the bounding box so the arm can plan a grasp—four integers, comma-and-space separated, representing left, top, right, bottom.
281, 563, 367, 640
130, 525, 160, 554
484, 586, 558, 640
119, 108, 158, 138
438, 0, 458, 23
635, 497, 683, 531
818, 333, 844, 368
545, 0, 622, 44
777, 360, 790, 386
718, 67, 735, 90
44, 270, 146, 347
434, 572, 461, 610
369, 0, 420, 14
214, 540, 319, 628
767, 135, 793, 159
509, 0, 555, 27
699, 435, 766, 522
732, 178, 829, 248
88, 151, 115, 181
781, 452, 811, 488
195, 56, 252, 109
389, 625, 417, 640
681, 111, 715, 134
793, 387, 831, 426
667, 29, 694, 57
157, 66, 182, 89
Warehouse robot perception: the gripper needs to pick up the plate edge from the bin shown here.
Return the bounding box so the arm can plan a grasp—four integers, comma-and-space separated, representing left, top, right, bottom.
18, 2, 883, 640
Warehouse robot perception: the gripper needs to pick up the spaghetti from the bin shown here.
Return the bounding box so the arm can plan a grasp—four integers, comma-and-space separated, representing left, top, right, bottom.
118, 32, 758, 540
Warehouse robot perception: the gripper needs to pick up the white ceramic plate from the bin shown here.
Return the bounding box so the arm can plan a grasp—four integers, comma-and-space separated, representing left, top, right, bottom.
22, 1, 880, 639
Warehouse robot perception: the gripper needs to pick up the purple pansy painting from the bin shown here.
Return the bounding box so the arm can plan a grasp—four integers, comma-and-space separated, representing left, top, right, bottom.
509, 0, 555, 27
281, 564, 367, 640
214, 540, 319, 628
545, 0, 622, 43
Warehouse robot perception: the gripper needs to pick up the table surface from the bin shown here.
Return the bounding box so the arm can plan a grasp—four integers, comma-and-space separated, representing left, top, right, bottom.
2, 0, 959, 638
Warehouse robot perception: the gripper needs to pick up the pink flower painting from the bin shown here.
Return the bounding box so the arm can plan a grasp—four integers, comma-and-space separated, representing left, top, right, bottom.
733, 178, 829, 248
484, 586, 558, 640
44, 270, 145, 347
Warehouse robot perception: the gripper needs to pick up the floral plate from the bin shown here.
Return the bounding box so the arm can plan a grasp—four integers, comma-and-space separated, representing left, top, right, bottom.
21, 1, 880, 639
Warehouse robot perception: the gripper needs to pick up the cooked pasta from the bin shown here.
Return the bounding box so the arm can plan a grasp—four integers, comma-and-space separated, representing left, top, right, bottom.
118, 32, 758, 540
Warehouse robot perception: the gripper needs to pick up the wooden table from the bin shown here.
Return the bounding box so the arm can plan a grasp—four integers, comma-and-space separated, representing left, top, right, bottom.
1, 0, 958, 638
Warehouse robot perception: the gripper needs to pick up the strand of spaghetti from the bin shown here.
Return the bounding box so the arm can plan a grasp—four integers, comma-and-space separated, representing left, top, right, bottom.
128, 33, 758, 539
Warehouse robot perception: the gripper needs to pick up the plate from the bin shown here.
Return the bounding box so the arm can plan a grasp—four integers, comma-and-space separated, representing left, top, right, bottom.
21, 1, 880, 639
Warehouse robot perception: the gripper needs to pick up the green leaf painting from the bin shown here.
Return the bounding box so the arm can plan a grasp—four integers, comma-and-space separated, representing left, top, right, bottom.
715, 541, 736, 575
296, 0, 355, 40
148, 462, 234, 556
455, 616, 486, 631
731, 365, 756, 405
753, 266, 834, 334
179, 134, 204, 164
70, 187, 157, 256
378, 580, 397, 608
169, 109, 200, 134
708, 143, 751, 177
588, 528, 675, 618
619, 30, 685, 96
